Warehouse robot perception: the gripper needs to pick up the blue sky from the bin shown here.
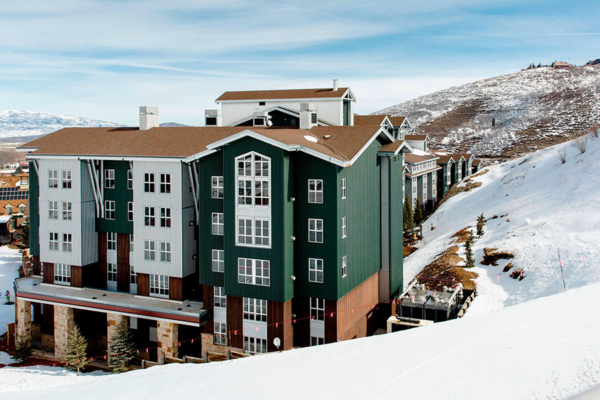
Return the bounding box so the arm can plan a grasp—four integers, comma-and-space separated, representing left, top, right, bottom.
1, 0, 598, 125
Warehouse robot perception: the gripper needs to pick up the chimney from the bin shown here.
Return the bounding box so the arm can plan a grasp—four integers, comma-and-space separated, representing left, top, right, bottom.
205, 109, 222, 126
333, 79, 338, 91
300, 102, 318, 130
139, 106, 159, 130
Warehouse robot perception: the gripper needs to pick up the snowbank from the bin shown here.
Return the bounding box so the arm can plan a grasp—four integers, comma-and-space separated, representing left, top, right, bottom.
0, 247, 21, 335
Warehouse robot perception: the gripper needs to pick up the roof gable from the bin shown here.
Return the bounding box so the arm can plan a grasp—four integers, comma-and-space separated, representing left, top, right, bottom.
216, 87, 352, 102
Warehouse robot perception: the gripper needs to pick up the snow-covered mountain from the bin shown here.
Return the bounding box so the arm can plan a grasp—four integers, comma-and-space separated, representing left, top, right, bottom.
376, 64, 600, 160
0, 110, 121, 141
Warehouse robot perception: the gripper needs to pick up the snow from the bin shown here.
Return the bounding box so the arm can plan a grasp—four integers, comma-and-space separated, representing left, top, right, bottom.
0, 247, 20, 335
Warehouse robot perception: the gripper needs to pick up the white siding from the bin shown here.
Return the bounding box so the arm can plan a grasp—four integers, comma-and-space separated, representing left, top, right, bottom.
243, 320, 267, 340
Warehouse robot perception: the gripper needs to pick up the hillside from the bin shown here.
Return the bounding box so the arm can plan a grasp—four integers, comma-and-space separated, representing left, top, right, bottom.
376, 64, 600, 160
0, 110, 120, 142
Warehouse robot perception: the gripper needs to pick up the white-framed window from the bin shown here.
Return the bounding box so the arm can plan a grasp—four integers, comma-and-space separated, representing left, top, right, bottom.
107, 232, 117, 251
214, 286, 226, 308
310, 297, 325, 321
128, 202, 134, 222
311, 337, 325, 346
144, 240, 156, 261
341, 178, 347, 199
238, 258, 270, 287
160, 241, 172, 263
254, 219, 270, 246
144, 206, 155, 226
342, 217, 347, 239
105, 200, 115, 220
236, 153, 270, 206
212, 250, 224, 273
49, 232, 59, 251
62, 233, 72, 252
160, 173, 171, 194
309, 258, 324, 283
5, 204, 12, 215
212, 176, 224, 199
144, 173, 155, 193
49, 201, 58, 219
127, 170, 133, 190
160, 207, 171, 228
62, 170, 72, 189
243, 297, 267, 322
62, 202, 72, 220
48, 170, 58, 188
308, 218, 324, 243
244, 337, 267, 354
107, 263, 117, 283
130, 265, 137, 284
212, 213, 224, 235
214, 322, 227, 345
308, 179, 323, 204
237, 218, 252, 244
105, 169, 115, 189
150, 274, 169, 297
54, 264, 71, 284
130, 233, 134, 253
342, 255, 347, 277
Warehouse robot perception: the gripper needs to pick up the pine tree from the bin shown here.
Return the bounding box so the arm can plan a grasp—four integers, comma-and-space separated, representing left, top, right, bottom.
15, 338, 32, 362
403, 194, 413, 231
476, 213, 485, 237
108, 319, 136, 373
414, 198, 423, 226
66, 325, 90, 376
20, 216, 30, 248
465, 231, 475, 268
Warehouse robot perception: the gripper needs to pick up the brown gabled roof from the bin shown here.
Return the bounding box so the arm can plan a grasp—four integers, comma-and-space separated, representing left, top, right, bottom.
216, 88, 350, 102
405, 134, 427, 140
472, 159, 482, 165
378, 140, 406, 154
310, 125, 384, 161
388, 116, 406, 126
354, 115, 388, 126
405, 153, 438, 164
434, 153, 455, 164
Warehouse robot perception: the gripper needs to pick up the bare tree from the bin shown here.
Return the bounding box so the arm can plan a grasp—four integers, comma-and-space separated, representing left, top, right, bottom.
557, 148, 567, 164
572, 136, 588, 154
592, 127, 600, 139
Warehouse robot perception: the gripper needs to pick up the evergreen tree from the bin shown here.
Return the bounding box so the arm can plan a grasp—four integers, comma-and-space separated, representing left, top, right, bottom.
14, 338, 32, 362
465, 231, 475, 268
108, 319, 136, 373
403, 194, 413, 231
20, 216, 30, 248
66, 325, 90, 376
414, 198, 423, 226
476, 214, 485, 237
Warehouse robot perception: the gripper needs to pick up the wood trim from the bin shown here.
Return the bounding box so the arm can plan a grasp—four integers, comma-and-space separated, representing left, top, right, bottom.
117, 263, 130, 293
136, 273, 150, 296
335, 271, 378, 341
268, 299, 293, 351
117, 233, 130, 265
226, 295, 243, 349
33, 256, 41, 275
71, 265, 83, 288
42, 263, 54, 284
169, 277, 183, 301
202, 285, 214, 335
324, 299, 338, 344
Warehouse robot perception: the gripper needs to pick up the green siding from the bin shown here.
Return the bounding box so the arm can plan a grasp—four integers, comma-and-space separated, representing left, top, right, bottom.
28, 162, 40, 256
96, 161, 133, 234
389, 153, 404, 296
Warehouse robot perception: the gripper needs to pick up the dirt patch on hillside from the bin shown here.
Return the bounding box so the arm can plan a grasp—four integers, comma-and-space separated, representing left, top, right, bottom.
404, 246, 418, 258
417, 245, 478, 291
438, 181, 483, 206
450, 227, 472, 244
471, 169, 489, 178
480, 247, 515, 266
418, 99, 485, 139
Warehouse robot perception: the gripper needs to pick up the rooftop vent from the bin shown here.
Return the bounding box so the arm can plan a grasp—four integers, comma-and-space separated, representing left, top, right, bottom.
333, 79, 338, 91
139, 106, 159, 130
205, 109, 222, 126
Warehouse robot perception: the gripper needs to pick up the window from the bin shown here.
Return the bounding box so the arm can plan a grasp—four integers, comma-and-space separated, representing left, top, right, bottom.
150, 274, 169, 297
237, 153, 270, 206
341, 178, 347, 199
212, 250, 224, 273
62, 202, 72, 220
107, 232, 117, 251
311, 337, 325, 346
62, 233, 72, 252
254, 219, 270, 246
308, 179, 323, 204
160, 173, 171, 194
107, 263, 117, 283
310, 297, 325, 321
211, 176, 224, 199
105, 169, 115, 189
144, 240, 156, 261
49, 232, 59, 251
48, 170, 58, 188
105, 200, 115, 220
5, 205, 12, 215
54, 264, 71, 284
311, 112, 318, 124
237, 218, 252, 244
127, 170, 133, 190
238, 258, 270, 287
145, 207, 155, 227
342, 255, 347, 277
160, 241, 172, 263
237, 218, 269, 246
214, 322, 227, 345
342, 217, 347, 238
212, 213, 224, 235
244, 337, 267, 354
308, 219, 323, 243
62, 170, 72, 189
130, 234, 134, 253
18, 204, 25, 214
160, 207, 171, 228
309, 258, 324, 283
243, 297, 267, 322
49, 201, 58, 219
214, 286, 226, 308
128, 202, 134, 222
130, 265, 137, 284
144, 173, 155, 193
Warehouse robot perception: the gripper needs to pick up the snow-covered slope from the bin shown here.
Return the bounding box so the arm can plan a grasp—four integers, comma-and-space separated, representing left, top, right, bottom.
405, 131, 600, 315
376, 65, 600, 160
0, 110, 120, 140
0, 247, 21, 335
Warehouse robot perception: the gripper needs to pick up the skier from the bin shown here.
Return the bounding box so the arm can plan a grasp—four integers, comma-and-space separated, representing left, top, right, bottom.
5, 290, 10, 303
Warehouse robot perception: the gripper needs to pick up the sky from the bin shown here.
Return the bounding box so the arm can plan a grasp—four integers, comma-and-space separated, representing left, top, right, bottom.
0, 0, 598, 126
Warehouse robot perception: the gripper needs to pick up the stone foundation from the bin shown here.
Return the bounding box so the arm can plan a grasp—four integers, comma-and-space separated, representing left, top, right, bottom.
157, 321, 178, 359
15, 298, 32, 345
42, 333, 54, 352
54, 305, 74, 362
201, 333, 228, 359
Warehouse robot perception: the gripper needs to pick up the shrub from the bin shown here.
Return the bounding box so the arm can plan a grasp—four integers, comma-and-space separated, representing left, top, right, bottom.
557, 148, 567, 164
572, 136, 588, 154
14, 338, 32, 362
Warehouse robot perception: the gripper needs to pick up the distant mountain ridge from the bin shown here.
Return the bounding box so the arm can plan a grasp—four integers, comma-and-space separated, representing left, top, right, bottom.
375, 64, 600, 160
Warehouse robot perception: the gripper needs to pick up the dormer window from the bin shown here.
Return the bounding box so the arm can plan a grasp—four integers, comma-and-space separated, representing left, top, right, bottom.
311, 113, 317, 124
253, 117, 266, 126
5, 204, 12, 215
259, 101, 266, 106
